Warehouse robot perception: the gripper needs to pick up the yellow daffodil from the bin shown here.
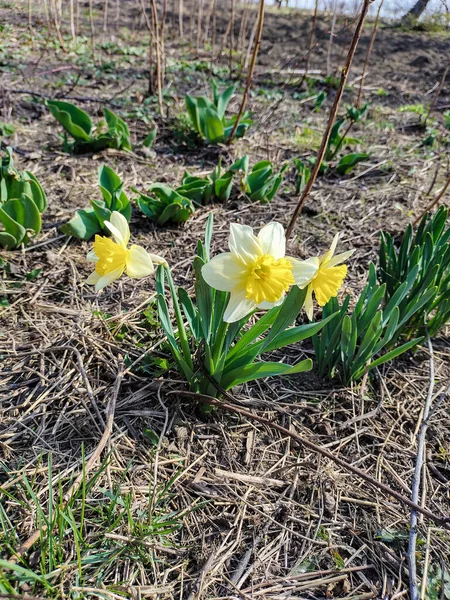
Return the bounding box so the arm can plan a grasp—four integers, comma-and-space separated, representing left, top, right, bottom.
86, 211, 166, 291
202, 222, 318, 323
292, 233, 354, 320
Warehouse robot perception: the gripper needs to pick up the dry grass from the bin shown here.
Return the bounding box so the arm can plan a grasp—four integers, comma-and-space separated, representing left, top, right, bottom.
1, 1, 450, 598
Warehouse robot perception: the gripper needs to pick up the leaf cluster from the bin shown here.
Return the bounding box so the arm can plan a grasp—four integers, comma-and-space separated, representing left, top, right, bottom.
0, 147, 47, 249
61, 165, 131, 240
379, 206, 450, 338
313, 263, 427, 384
47, 100, 131, 154
241, 159, 288, 203
185, 81, 252, 144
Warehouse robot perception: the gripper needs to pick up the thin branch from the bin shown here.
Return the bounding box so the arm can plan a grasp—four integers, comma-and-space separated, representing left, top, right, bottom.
408, 331, 434, 600
425, 57, 450, 126
228, 0, 265, 142
298, 0, 319, 89
356, 0, 384, 107
171, 391, 450, 530
286, 0, 374, 240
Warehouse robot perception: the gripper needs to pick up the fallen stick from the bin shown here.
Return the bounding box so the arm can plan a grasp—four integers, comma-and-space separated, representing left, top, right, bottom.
171, 390, 450, 531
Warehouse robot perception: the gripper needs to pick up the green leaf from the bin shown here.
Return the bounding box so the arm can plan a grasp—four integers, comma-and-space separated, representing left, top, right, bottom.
60, 207, 102, 240
221, 358, 313, 389
178, 287, 201, 340
2, 194, 41, 236
260, 286, 307, 352
216, 84, 236, 120
366, 337, 423, 373
335, 153, 369, 175
204, 108, 225, 143
264, 313, 337, 352
47, 100, 93, 141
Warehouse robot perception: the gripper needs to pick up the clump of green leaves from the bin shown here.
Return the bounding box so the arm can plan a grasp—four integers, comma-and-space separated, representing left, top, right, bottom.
47, 100, 131, 153
135, 184, 195, 226
0, 147, 47, 249
185, 80, 252, 144
294, 105, 370, 180
177, 157, 248, 206
61, 165, 131, 240
312, 263, 428, 383
323, 104, 370, 174
241, 159, 288, 203
379, 206, 450, 338
155, 215, 333, 399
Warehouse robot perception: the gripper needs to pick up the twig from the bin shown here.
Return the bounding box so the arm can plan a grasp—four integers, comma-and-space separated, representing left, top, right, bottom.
170, 390, 450, 530
298, 0, 319, 89
228, 0, 265, 142
286, 0, 374, 240
407, 331, 434, 600
425, 57, 450, 126
413, 174, 450, 225
356, 0, 384, 107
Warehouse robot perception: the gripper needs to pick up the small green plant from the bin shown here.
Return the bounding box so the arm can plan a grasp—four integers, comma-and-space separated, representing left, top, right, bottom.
379, 206, 450, 338
241, 159, 288, 203
323, 104, 370, 172
312, 263, 428, 383
314, 90, 327, 111
47, 100, 131, 153
185, 80, 252, 144
61, 165, 131, 240
0, 147, 47, 249
135, 184, 195, 226
0, 122, 14, 138
292, 158, 311, 194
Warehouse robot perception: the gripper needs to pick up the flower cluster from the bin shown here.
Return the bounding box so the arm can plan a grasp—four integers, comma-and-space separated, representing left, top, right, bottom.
87, 212, 353, 321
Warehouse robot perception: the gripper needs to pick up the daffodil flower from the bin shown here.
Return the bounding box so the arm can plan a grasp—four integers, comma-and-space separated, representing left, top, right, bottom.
202, 222, 318, 323
86, 211, 166, 291
293, 233, 354, 320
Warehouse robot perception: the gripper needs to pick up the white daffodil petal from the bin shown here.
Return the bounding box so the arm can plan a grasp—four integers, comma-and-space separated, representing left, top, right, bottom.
126, 245, 155, 278
258, 222, 286, 259
86, 271, 101, 285
202, 253, 247, 292
149, 253, 167, 266
303, 285, 314, 320
223, 289, 256, 323
290, 256, 320, 288
229, 223, 262, 265
95, 266, 125, 291
87, 249, 99, 262
321, 233, 340, 266
257, 294, 285, 310
108, 212, 130, 246
327, 249, 355, 268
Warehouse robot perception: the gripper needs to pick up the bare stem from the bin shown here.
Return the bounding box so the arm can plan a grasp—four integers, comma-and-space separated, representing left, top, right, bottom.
299, 0, 319, 89
356, 0, 384, 107
408, 331, 434, 600
286, 0, 373, 240
413, 174, 450, 226
228, 0, 265, 142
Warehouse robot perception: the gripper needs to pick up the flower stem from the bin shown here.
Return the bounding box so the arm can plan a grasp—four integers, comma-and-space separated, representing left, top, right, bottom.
163, 264, 193, 372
